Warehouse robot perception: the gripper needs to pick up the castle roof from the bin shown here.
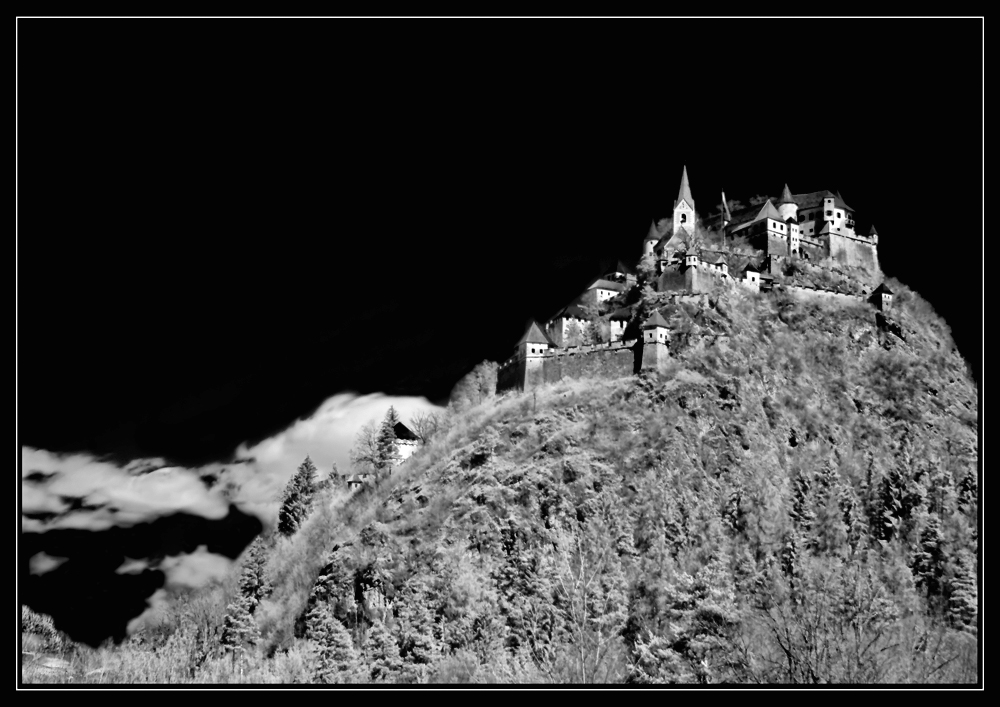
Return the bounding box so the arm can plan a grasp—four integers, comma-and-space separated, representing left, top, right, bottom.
793, 189, 853, 212
872, 283, 893, 296
779, 184, 796, 204
552, 303, 590, 321
728, 199, 785, 234
642, 310, 670, 329
609, 306, 633, 322
702, 251, 728, 265
655, 229, 690, 254
817, 221, 833, 235
674, 165, 694, 209
517, 321, 554, 347
588, 278, 625, 292
869, 224, 878, 236
606, 260, 636, 276
742, 262, 760, 274
393, 421, 420, 442
643, 219, 660, 243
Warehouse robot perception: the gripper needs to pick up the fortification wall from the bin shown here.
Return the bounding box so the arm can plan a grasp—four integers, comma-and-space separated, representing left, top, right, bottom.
543, 343, 636, 384
687, 265, 725, 294
829, 232, 879, 272
657, 267, 688, 293
496, 356, 526, 394
779, 284, 865, 307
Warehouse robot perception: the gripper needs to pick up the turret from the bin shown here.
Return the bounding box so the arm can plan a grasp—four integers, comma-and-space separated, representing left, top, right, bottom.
642, 220, 659, 258
672, 165, 695, 236
869, 283, 893, 311
641, 310, 670, 372
869, 224, 879, 245
777, 183, 798, 223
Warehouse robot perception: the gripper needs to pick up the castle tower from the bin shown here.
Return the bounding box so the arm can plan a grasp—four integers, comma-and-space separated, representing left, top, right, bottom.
672, 165, 696, 236
869, 224, 879, 245
642, 220, 660, 259
640, 310, 670, 372
518, 320, 552, 391
869, 283, 894, 311
777, 183, 798, 223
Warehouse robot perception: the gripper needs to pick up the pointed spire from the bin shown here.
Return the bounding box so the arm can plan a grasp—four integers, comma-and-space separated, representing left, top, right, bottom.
779, 183, 795, 204
868, 224, 878, 236
517, 321, 552, 347
642, 310, 670, 329
721, 191, 732, 221
643, 219, 659, 242
674, 165, 693, 209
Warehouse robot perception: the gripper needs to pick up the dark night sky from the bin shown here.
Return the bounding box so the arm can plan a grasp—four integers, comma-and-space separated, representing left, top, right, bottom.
19, 18, 983, 648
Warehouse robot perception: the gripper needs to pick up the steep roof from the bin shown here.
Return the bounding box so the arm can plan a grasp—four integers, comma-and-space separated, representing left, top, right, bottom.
674, 165, 694, 209
609, 306, 633, 321
779, 183, 796, 204
702, 251, 728, 265
588, 278, 625, 292
869, 224, 879, 236
792, 189, 853, 212
607, 259, 636, 276
552, 303, 590, 321
872, 283, 893, 296
643, 219, 660, 243
642, 310, 670, 329
394, 421, 420, 441
655, 230, 690, 254
517, 321, 553, 346
742, 262, 760, 274
727, 199, 784, 234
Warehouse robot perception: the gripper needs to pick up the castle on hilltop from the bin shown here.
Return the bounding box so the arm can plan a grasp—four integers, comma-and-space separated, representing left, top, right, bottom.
496, 166, 894, 395
647, 166, 881, 295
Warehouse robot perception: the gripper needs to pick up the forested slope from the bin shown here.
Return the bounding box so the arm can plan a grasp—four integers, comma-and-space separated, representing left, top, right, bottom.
23, 280, 979, 684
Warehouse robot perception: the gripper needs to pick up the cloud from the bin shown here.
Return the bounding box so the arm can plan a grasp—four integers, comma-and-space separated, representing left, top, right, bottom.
159, 545, 232, 588
116, 557, 150, 575
20, 392, 441, 534
234, 391, 441, 487
29, 552, 68, 575
20, 448, 231, 532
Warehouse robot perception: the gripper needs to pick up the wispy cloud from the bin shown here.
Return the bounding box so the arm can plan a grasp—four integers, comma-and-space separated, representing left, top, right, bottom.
21, 392, 442, 534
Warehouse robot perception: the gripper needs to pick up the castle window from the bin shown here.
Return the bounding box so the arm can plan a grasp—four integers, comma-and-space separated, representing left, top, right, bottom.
826, 210, 833, 216
836, 211, 842, 218
680, 214, 687, 223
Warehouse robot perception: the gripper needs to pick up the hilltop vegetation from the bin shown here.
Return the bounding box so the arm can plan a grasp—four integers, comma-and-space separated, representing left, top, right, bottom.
22, 282, 978, 684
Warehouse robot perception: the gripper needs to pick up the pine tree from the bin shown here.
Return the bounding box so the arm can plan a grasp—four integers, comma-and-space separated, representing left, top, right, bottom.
374, 406, 401, 475
365, 618, 403, 682
277, 456, 318, 537
220, 593, 260, 656
306, 601, 362, 684
237, 536, 271, 613
946, 549, 977, 632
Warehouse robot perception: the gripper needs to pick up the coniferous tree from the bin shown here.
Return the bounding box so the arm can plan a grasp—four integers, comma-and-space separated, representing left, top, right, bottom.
306, 601, 362, 684
374, 406, 401, 476
220, 593, 260, 656
365, 618, 404, 682
237, 536, 271, 613
946, 549, 977, 632
277, 456, 318, 537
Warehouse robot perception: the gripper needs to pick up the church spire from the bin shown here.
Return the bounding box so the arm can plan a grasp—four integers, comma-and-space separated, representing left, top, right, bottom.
674, 165, 694, 209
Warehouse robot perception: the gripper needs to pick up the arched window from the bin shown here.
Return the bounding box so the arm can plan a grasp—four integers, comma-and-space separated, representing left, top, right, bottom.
680, 213, 687, 224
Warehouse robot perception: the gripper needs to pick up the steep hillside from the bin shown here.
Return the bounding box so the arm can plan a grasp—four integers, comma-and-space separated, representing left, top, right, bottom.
25, 281, 979, 684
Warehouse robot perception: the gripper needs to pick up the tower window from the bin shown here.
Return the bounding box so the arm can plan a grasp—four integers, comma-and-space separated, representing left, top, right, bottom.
680, 214, 687, 223
826, 210, 833, 216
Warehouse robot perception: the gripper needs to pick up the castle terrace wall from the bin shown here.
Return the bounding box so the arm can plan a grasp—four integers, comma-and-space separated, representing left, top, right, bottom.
542, 342, 636, 384
778, 284, 866, 306
829, 232, 879, 272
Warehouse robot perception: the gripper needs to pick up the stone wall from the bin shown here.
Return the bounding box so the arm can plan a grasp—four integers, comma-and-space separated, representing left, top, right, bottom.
543, 343, 637, 384
829, 232, 879, 272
